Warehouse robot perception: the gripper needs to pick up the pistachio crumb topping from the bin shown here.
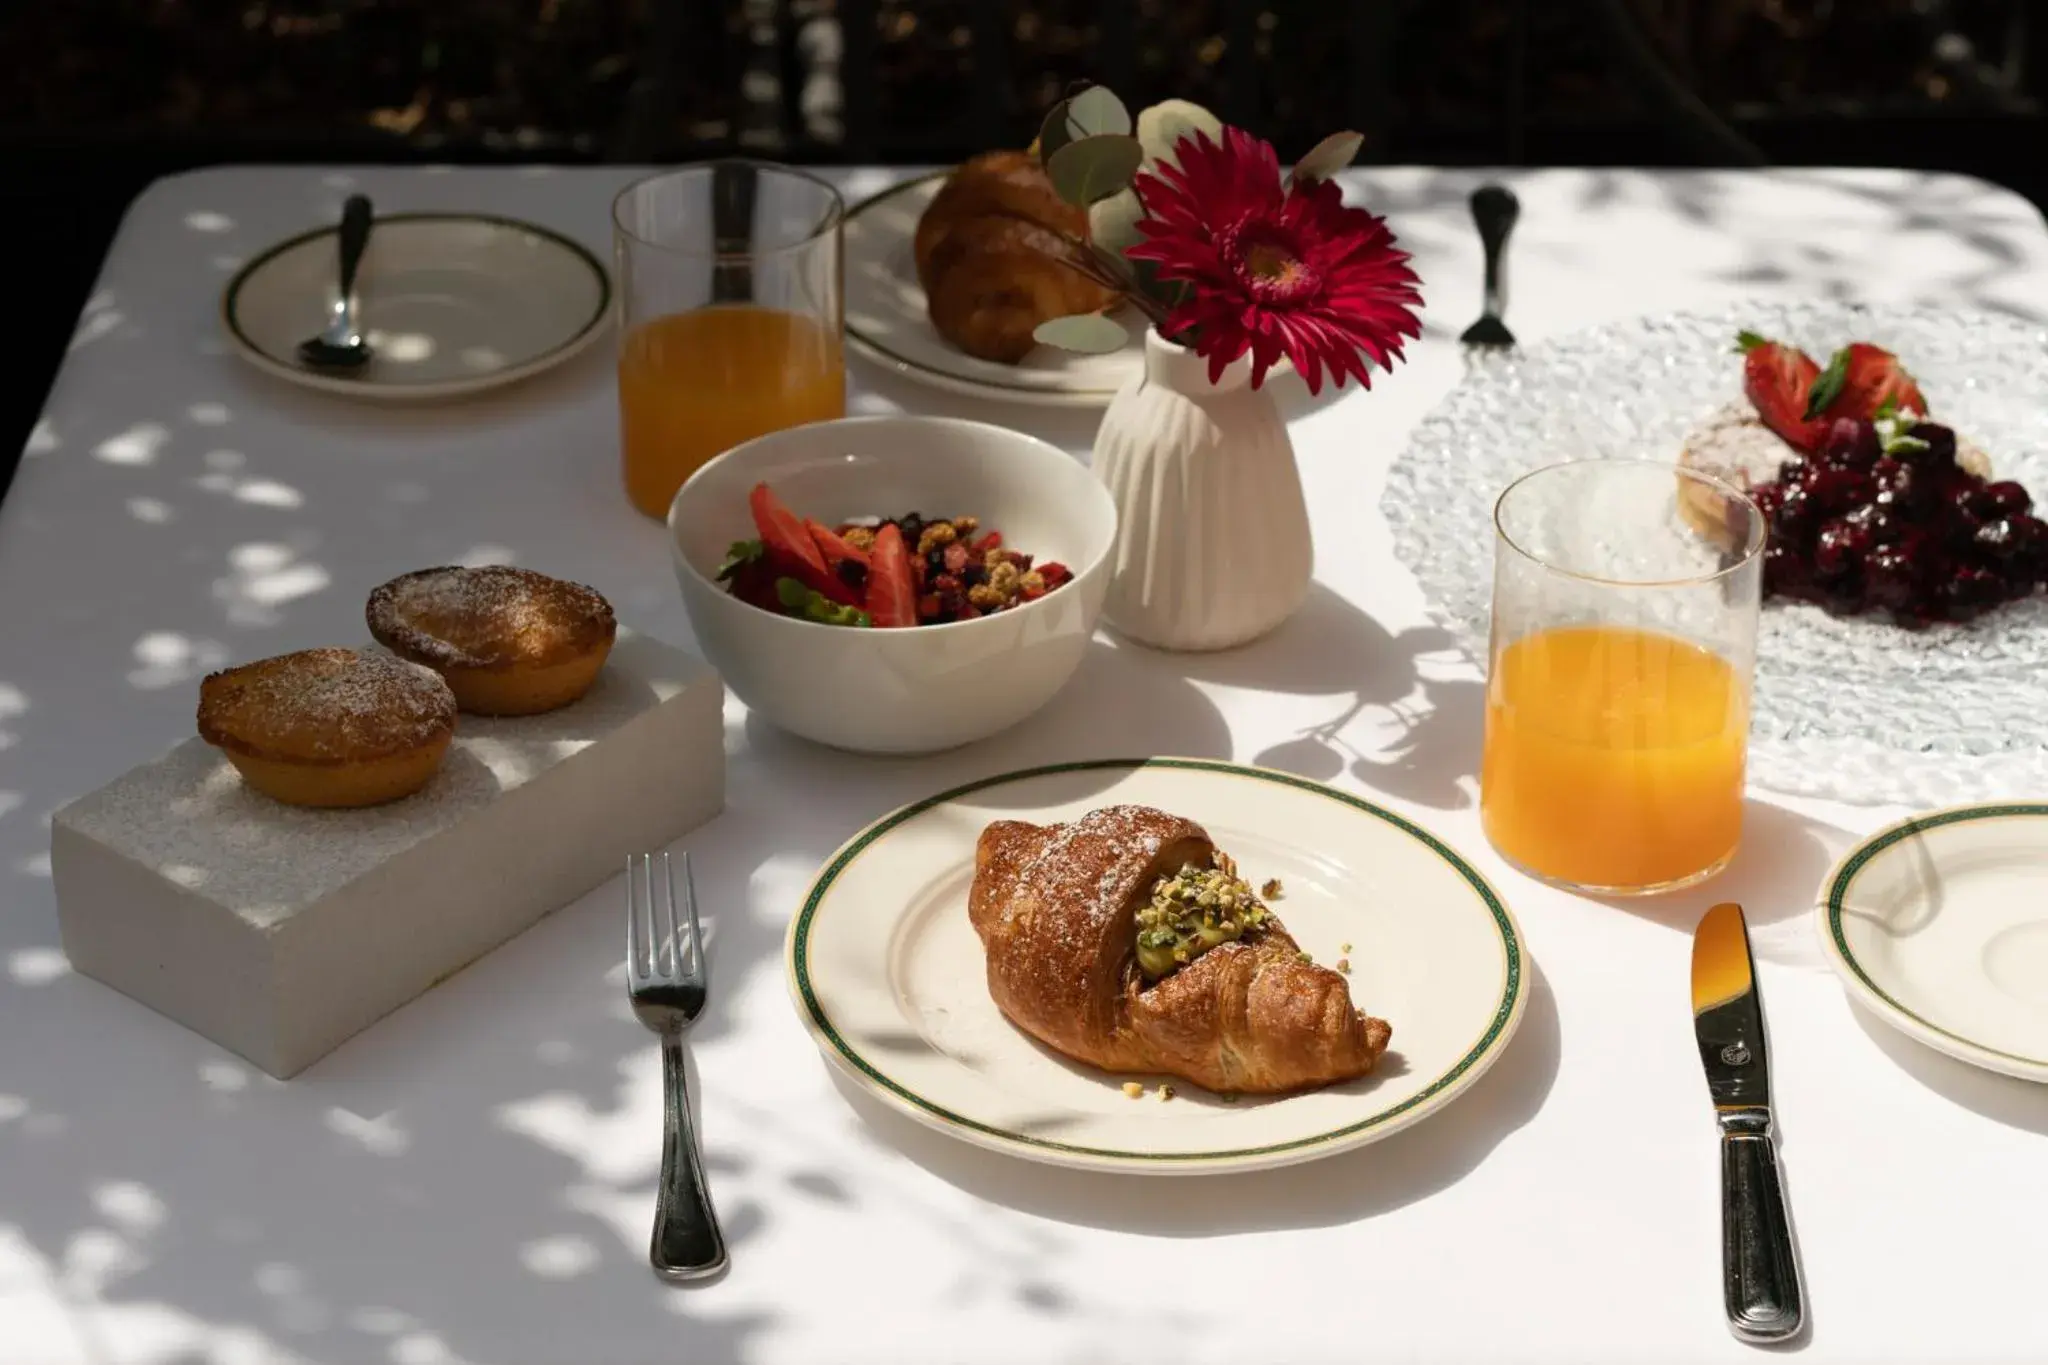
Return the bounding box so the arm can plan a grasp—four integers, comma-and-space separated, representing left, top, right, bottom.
1158, 1084, 1176, 1101
1339, 941, 1352, 954
1133, 854, 1270, 981
1261, 877, 1284, 900
1295, 950, 1312, 965
1336, 958, 1352, 975
1121, 1081, 1144, 1099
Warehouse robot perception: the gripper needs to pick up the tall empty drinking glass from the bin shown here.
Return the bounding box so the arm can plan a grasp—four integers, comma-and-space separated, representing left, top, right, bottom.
613, 162, 845, 519
1481, 460, 1765, 895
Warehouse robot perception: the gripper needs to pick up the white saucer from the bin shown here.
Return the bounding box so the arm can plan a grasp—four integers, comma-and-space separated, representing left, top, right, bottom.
841, 173, 1144, 407
1820, 802, 2048, 1082
222, 212, 610, 401
787, 758, 1527, 1174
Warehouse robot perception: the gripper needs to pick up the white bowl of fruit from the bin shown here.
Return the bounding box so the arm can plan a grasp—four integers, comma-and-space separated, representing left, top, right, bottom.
667, 415, 1117, 754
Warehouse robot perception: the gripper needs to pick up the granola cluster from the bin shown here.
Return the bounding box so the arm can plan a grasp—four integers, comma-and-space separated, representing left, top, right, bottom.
838, 512, 1073, 625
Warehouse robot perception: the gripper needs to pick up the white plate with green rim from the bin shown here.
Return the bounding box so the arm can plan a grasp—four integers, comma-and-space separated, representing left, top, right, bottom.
223, 212, 610, 401
842, 174, 1144, 407
785, 757, 1527, 1174
1821, 802, 2048, 1083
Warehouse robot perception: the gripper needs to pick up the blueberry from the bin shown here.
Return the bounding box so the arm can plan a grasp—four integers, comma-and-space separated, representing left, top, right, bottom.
1807, 466, 1875, 515
1814, 517, 1874, 580
1984, 481, 2034, 518
1913, 424, 1959, 467
1821, 418, 1881, 469
1762, 543, 1820, 600
1770, 484, 1819, 543
1864, 544, 1927, 614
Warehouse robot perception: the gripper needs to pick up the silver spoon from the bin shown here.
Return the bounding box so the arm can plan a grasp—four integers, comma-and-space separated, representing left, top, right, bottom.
1459, 184, 1519, 349
297, 194, 375, 369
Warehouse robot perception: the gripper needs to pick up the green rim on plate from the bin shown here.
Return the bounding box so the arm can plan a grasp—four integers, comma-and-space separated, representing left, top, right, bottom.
1824, 802, 2048, 1070
788, 756, 1525, 1163
840, 172, 1127, 400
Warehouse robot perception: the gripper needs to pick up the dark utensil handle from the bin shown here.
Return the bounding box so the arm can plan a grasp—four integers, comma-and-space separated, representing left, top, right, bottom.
1720, 1128, 1803, 1342
337, 194, 374, 301
651, 1031, 726, 1280
1470, 184, 1519, 317
711, 167, 756, 304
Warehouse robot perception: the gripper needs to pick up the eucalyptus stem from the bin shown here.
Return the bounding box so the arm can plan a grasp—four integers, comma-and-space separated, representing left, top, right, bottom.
1044, 229, 1172, 326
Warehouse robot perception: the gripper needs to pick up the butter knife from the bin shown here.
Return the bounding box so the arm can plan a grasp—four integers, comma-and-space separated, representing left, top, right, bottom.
1691, 902, 1804, 1343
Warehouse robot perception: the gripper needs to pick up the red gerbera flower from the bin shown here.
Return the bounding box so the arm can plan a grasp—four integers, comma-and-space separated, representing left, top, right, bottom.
1126, 125, 1423, 394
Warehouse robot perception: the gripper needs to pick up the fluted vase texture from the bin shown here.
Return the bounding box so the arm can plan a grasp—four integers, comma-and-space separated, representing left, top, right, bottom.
1091, 328, 1313, 651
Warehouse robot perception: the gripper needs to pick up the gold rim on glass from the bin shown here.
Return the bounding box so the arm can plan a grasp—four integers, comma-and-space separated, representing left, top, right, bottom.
611, 159, 846, 259
1491, 458, 1766, 590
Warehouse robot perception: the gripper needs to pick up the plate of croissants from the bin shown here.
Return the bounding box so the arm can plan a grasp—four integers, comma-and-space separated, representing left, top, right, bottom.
786, 757, 1527, 1174
842, 152, 1145, 406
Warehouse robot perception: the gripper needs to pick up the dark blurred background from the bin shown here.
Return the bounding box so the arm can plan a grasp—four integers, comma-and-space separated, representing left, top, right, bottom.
3, 0, 2043, 493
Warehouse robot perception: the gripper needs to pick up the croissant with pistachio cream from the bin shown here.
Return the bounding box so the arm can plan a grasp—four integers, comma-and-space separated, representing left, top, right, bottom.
968, 806, 1392, 1094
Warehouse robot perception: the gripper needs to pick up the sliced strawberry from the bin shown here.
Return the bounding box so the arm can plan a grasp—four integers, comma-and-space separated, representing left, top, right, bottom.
805, 519, 870, 570
1038, 561, 1073, 589
865, 523, 918, 628
1807, 342, 1929, 423
749, 483, 855, 605
967, 530, 1003, 556
1736, 330, 1829, 453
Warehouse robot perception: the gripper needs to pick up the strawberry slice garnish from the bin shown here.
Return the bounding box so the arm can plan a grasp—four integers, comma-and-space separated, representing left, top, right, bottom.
749, 483, 855, 606
864, 523, 918, 628
1805, 342, 1929, 423
805, 519, 871, 570
1736, 330, 1829, 453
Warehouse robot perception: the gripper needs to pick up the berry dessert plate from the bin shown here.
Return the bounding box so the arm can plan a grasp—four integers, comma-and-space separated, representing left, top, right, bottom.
1820, 802, 2048, 1083
1385, 300, 2048, 806
786, 758, 1527, 1175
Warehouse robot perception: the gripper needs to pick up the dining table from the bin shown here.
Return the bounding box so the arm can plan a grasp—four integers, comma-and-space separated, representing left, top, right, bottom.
5, 161, 2048, 1365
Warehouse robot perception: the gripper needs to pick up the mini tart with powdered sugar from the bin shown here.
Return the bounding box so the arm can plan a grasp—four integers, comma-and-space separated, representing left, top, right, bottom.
198, 648, 457, 808
366, 566, 616, 716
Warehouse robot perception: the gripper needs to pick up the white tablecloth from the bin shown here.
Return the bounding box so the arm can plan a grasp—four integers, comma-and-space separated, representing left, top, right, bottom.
5, 164, 2048, 1365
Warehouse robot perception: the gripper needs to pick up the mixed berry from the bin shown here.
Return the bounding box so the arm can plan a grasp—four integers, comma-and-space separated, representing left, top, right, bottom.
718, 483, 1072, 628
1738, 331, 2045, 624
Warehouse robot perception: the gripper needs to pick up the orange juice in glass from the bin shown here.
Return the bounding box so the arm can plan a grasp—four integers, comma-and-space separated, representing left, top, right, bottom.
612, 163, 845, 519
1480, 461, 1764, 895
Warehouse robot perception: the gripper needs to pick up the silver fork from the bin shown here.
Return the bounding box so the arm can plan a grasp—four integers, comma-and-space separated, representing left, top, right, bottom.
626, 850, 726, 1281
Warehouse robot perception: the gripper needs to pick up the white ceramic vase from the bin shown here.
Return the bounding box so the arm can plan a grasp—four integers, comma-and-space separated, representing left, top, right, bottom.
1091, 329, 1313, 651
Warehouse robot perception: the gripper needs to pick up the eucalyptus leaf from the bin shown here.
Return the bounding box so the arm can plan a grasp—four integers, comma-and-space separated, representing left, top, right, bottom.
1087, 187, 1147, 258
1135, 99, 1222, 170
1087, 186, 1183, 317
1045, 134, 1145, 207
1064, 86, 1132, 139
1288, 131, 1364, 186
1036, 98, 1076, 162
1033, 313, 1129, 355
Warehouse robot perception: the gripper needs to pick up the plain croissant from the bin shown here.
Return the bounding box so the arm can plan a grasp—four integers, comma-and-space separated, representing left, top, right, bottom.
913, 149, 1119, 364
968, 805, 1393, 1094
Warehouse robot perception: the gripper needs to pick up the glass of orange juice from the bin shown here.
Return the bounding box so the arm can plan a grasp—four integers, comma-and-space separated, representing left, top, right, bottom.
611, 162, 846, 519
1480, 459, 1766, 895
